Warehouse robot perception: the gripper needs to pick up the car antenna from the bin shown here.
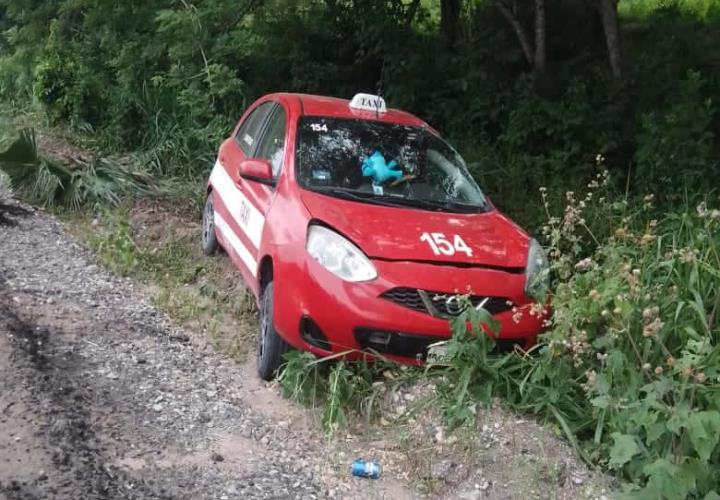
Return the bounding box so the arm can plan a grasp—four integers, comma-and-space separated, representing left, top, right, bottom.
375, 59, 386, 119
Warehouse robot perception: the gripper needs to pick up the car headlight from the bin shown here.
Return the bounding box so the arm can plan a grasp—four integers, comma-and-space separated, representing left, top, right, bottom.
525, 238, 550, 300
306, 225, 377, 282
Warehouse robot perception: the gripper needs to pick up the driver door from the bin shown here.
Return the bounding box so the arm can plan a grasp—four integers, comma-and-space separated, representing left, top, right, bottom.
212, 101, 276, 286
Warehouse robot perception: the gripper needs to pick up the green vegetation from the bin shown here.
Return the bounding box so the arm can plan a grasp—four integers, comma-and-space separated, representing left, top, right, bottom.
479, 182, 720, 498
2, 0, 719, 227
0, 128, 157, 208
283, 180, 720, 497
280, 350, 409, 432
619, 0, 720, 19
2, 0, 720, 497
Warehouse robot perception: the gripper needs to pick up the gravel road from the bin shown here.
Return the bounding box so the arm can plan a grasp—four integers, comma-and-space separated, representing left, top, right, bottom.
0, 190, 410, 500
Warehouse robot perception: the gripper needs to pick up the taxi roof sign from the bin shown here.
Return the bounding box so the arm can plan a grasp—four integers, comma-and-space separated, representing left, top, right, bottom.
349, 93, 387, 113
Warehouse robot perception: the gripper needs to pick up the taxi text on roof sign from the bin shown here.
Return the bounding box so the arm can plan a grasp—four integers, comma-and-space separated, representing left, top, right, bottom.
349, 93, 387, 113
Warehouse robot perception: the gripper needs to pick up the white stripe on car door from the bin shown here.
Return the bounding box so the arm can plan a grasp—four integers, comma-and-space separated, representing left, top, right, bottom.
213, 211, 258, 278
209, 160, 266, 277
209, 160, 265, 249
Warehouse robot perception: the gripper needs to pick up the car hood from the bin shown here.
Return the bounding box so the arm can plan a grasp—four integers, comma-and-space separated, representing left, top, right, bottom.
300, 190, 530, 269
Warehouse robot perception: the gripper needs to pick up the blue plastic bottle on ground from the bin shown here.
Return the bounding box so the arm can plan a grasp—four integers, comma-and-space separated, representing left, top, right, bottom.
351, 459, 381, 479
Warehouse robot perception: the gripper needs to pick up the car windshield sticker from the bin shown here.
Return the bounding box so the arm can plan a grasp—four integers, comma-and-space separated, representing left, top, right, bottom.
310, 123, 328, 132
312, 169, 330, 180
243, 134, 254, 146
372, 184, 384, 195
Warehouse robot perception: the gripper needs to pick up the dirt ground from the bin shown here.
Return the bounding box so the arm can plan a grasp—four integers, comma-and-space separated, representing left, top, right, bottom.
0, 192, 414, 499
0, 181, 611, 499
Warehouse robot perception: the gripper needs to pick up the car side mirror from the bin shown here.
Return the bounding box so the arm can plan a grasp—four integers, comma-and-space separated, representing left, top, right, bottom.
238, 159, 274, 186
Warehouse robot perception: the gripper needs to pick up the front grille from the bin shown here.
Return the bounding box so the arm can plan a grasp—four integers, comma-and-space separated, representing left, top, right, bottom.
381, 287, 512, 318
380, 287, 427, 314
354, 328, 445, 359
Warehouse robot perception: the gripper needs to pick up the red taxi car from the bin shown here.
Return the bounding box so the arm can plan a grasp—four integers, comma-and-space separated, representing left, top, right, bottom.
203, 93, 549, 380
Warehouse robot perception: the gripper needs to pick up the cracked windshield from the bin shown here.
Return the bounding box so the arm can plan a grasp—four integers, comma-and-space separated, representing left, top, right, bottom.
296, 117, 488, 213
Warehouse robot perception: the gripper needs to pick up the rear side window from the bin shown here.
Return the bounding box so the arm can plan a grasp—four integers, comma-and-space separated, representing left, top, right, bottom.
235, 102, 275, 154
255, 107, 286, 179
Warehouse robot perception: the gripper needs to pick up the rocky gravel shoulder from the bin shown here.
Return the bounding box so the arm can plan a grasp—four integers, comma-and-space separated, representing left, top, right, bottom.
0, 189, 411, 499
0, 179, 612, 500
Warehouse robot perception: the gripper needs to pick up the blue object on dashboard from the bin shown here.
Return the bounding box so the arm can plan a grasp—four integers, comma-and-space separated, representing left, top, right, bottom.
361, 150, 402, 185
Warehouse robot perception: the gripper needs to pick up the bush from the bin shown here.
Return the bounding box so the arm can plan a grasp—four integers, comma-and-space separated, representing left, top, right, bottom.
533, 190, 720, 497
428, 175, 720, 497
279, 350, 399, 433
3, 0, 720, 204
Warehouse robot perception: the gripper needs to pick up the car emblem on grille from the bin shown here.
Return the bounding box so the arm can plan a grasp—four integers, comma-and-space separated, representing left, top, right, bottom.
444, 295, 463, 315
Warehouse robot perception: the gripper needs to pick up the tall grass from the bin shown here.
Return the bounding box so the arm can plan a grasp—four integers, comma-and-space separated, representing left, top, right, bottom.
410, 171, 718, 497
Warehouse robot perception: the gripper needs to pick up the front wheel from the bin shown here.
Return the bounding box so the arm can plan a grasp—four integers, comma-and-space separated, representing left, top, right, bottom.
201, 193, 219, 256
257, 281, 290, 381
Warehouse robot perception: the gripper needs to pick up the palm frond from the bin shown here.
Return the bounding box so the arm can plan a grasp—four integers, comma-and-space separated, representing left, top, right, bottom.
0, 129, 74, 206
0, 128, 159, 209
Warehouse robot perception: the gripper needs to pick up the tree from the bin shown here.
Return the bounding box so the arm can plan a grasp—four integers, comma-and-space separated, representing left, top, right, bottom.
593, 0, 622, 79
405, 0, 422, 26
441, 0, 462, 43
493, 0, 546, 73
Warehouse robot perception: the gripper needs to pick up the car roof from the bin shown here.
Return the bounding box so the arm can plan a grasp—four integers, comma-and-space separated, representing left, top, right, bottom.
269, 92, 432, 129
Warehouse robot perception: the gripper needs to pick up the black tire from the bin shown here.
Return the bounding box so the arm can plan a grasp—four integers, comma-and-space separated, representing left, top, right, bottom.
257, 281, 290, 381
201, 193, 219, 256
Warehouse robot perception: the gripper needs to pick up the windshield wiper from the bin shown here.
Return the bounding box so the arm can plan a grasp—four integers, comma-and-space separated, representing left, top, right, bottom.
311, 187, 482, 213
375, 196, 481, 213
311, 187, 407, 208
